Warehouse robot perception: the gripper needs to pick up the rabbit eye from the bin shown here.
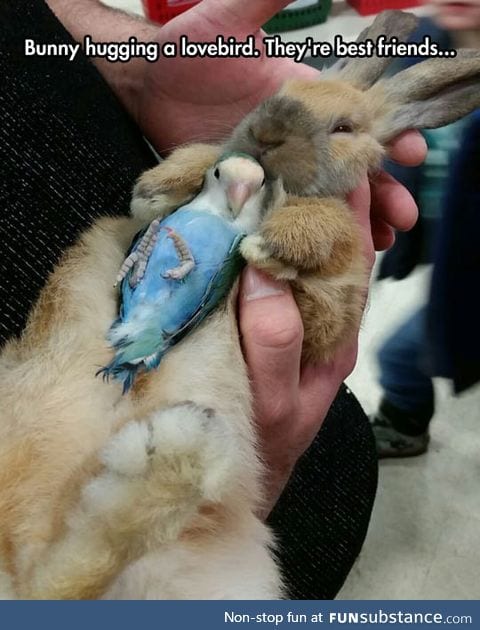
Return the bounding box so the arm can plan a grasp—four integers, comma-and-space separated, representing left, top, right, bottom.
214, 168, 220, 179
261, 178, 266, 187
332, 123, 354, 134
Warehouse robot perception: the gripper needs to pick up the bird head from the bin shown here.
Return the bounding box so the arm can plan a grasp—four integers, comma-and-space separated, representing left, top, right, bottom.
203, 153, 278, 233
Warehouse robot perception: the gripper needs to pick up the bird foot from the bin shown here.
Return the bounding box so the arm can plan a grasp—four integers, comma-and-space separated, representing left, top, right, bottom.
162, 260, 196, 281
161, 227, 196, 282
115, 218, 162, 288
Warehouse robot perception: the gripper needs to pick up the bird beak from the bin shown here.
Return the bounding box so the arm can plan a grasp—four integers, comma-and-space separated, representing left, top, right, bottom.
227, 182, 253, 215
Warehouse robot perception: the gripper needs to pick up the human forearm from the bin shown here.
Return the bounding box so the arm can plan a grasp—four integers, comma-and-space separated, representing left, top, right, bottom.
45, 0, 157, 116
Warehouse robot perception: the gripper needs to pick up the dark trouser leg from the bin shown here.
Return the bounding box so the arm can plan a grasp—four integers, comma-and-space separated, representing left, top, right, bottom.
377, 307, 435, 435
0, 0, 377, 599
372, 307, 433, 458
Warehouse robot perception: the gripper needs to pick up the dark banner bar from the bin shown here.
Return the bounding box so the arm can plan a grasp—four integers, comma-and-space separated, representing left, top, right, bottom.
0, 601, 477, 629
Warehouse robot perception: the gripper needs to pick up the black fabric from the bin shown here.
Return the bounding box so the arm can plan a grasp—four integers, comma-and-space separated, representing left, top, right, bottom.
268, 385, 377, 599
0, 0, 155, 345
427, 112, 480, 393
0, 0, 378, 599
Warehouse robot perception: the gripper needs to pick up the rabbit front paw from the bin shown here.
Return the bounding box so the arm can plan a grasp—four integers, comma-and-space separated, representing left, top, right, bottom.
130, 144, 221, 223
240, 235, 298, 280
130, 181, 179, 224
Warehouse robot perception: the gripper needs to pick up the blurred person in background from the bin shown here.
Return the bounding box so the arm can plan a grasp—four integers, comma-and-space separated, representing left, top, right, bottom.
371, 1, 480, 457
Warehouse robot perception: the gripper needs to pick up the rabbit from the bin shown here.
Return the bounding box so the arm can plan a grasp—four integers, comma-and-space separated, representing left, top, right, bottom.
134, 10, 480, 362
1, 9, 480, 599
0, 172, 284, 600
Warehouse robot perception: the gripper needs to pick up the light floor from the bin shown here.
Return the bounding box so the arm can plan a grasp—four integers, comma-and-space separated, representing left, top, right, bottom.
104, 0, 480, 600
342, 265, 480, 600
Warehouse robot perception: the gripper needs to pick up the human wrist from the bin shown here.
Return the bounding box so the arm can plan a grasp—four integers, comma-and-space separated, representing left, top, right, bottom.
45, 0, 158, 118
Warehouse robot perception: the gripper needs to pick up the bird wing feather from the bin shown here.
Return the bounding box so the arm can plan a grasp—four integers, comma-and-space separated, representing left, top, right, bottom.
101, 210, 245, 390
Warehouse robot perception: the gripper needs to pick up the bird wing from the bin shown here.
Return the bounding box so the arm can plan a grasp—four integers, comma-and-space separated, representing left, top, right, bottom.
103, 210, 244, 386
165, 231, 246, 348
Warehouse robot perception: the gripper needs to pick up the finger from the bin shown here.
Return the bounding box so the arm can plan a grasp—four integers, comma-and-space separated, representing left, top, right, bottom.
278, 58, 321, 81
371, 216, 396, 251
371, 170, 419, 232
202, 0, 295, 31
347, 175, 371, 228
239, 266, 303, 418
387, 130, 427, 167
347, 175, 375, 269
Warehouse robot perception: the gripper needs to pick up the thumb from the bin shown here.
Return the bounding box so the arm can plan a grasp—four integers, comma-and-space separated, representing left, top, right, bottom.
347, 174, 375, 269
200, 0, 294, 32
239, 266, 303, 417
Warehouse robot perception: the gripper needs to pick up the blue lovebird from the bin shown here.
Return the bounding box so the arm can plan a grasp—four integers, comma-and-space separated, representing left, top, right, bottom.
101, 153, 271, 392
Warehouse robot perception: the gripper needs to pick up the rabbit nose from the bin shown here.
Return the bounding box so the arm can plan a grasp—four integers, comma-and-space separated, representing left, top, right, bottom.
259, 141, 284, 157
250, 126, 285, 155
255, 136, 285, 156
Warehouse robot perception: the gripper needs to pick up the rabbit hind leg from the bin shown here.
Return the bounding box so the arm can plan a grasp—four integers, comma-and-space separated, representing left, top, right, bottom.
294, 270, 366, 363
25, 401, 242, 600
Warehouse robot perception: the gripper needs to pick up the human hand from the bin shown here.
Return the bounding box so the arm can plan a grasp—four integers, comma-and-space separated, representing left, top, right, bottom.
239, 126, 428, 513
136, 0, 318, 152
371, 131, 426, 250
133, 0, 425, 499
238, 176, 374, 516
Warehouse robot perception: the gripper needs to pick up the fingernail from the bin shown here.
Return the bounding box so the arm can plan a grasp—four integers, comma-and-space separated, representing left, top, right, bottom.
243, 267, 286, 302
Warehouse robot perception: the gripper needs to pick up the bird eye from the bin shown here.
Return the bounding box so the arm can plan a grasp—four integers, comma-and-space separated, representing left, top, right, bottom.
332, 123, 354, 134
214, 168, 220, 179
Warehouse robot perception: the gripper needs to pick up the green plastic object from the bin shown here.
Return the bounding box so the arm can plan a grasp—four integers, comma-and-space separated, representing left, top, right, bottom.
264, 0, 332, 33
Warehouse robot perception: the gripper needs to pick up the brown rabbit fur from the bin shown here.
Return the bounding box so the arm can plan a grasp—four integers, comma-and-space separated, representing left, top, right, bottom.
2, 9, 480, 599
0, 214, 273, 599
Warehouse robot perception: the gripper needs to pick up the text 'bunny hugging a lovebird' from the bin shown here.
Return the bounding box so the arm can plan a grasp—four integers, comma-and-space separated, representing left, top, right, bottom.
0, 10, 479, 600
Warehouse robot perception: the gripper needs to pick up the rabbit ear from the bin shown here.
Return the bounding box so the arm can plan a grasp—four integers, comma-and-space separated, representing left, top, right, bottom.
326, 10, 419, 89
372, 51, 480, 142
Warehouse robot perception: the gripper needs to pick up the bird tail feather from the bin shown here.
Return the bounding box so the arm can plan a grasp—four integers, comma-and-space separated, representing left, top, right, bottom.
96, 360, 139, 394
97, 347, 164, 394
